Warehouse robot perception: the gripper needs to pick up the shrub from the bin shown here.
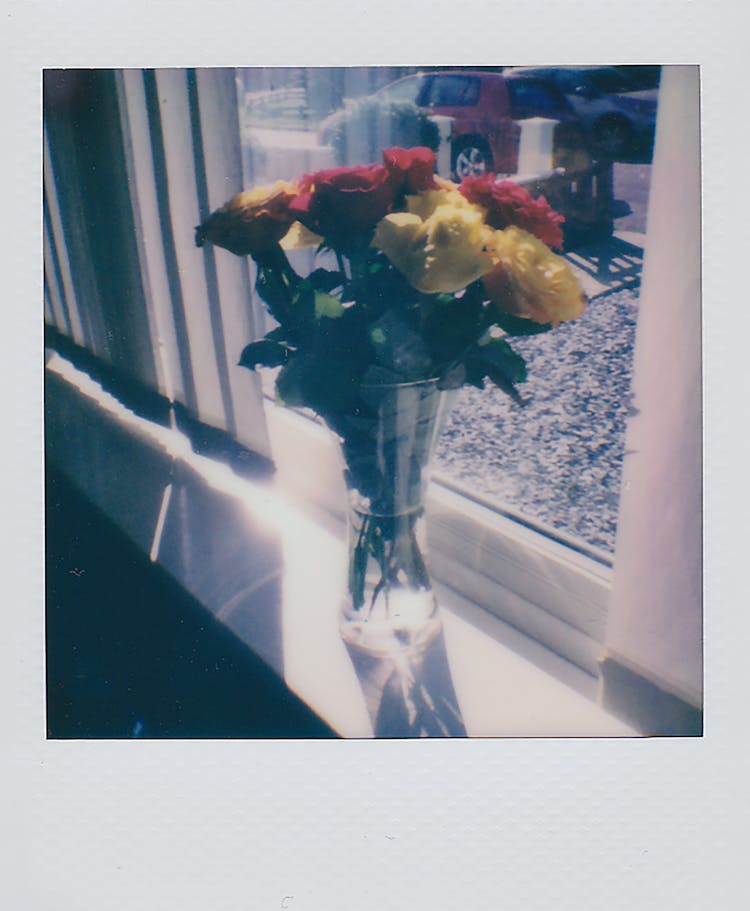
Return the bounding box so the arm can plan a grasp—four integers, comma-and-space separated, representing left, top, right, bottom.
327, 98, 440, 166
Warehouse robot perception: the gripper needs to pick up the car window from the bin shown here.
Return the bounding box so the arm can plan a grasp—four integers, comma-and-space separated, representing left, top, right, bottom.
378, 75, 425, 105
506, 78, 571, 119
425, 75, 481, 107
550, 70, 593, 95
586, 68, 640, 95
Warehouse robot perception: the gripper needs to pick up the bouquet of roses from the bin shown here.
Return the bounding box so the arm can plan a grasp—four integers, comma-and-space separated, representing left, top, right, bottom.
195, 146, 584, 412
196, 147, 586, 627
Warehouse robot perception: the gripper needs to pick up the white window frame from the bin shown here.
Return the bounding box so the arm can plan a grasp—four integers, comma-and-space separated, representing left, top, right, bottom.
264, 394, 612, 679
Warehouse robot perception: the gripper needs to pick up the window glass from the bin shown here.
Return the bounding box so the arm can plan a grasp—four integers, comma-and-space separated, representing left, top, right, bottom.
506, 78, 571, 119
233, 65, 661, 553
585, 68, 641, 95
378, 75, 425, 105
551, 70, 592, 95
426, 74, 481, 107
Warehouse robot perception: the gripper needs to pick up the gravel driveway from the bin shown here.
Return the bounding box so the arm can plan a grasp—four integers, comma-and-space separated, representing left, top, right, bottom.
432, 162, 651, 555
434, 284, 639, 555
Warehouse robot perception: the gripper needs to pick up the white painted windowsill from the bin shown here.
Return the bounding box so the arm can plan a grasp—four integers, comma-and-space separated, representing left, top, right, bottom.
46, 354, 636, 738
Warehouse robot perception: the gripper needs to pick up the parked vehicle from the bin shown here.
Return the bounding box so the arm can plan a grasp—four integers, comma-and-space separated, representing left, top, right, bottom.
318, 70, 588, 179
506, 66, 658, 159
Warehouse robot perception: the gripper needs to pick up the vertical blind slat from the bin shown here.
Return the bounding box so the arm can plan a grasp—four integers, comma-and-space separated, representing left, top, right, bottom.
194, 68, 271, 458
141, 69, 199, 412
45, 67, 273, 459
42, 125, 87, 347
44, 93, 112, 363
186, 69, 237, 437
43, 203, 70, 336
153, 68, 226, 430
43, 274, 56, 326
116, 70, 186, 405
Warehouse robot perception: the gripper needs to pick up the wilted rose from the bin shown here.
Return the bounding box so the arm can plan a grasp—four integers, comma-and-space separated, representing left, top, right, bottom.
195, 181, 298, 258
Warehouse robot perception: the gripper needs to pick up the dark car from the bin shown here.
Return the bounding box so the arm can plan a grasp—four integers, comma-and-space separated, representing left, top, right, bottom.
506, 66, 659, 159
319, 70, 588, 179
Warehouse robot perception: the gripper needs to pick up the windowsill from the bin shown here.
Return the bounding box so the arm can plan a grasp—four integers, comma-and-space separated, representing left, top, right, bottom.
45, 353, 636, 738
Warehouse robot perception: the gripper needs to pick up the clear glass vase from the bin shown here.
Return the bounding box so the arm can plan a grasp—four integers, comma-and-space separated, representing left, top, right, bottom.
333, 378, 453, 660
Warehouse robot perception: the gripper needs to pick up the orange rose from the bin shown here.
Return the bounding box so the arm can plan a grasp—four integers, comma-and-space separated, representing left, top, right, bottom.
195, 181, 298, 258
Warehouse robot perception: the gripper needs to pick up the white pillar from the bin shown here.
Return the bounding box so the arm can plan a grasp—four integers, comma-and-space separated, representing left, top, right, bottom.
517, 117, 557, 178
429, 114, 454, 179
600, 66, 702, 734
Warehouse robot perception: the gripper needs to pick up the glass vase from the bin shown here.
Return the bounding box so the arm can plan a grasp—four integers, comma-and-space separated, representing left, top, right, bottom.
333, 378, 453, 660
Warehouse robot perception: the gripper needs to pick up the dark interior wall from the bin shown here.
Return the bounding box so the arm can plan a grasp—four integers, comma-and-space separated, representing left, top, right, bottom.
44, 69, 158, 388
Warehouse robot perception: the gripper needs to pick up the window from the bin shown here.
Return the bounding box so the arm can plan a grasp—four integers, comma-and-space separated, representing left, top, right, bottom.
230, 66, 661, 668
377, 74, 425, 105
43, 65, 702, 732
425, 74, 481, 107
584, 67, 642, 95
506, 77, 573, 120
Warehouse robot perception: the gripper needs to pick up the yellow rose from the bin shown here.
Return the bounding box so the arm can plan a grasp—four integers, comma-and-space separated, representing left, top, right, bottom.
484, 226, 585, 326
373, 189, 495, 294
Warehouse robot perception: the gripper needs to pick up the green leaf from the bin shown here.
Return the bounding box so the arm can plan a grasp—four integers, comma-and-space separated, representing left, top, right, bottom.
465, 337, 528, 404
476, 337, 527, 383
275, 352, 361, 415
369, 310, 433, 381
314, 291, 344, 320
484, 363, 526, 405
422, 287, 485, 366
292, 282, 316, 324
308, 268, 344, 292
238, 339, 289, 370
265, 325, 292, 343
255, 266, 298, 332
492, 311, 553, 336
463, 359, 487, 389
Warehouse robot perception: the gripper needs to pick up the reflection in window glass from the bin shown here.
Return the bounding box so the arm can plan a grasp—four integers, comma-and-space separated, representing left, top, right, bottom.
378, 75, 425, 105
426, 75, 481, 107
585, 68, 642, 95
234, 65, 659, 553
506, 79, 571, 120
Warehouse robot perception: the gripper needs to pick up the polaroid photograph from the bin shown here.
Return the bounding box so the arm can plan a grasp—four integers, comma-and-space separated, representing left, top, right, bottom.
43, 62, 700, 740
6, 1, 746, 908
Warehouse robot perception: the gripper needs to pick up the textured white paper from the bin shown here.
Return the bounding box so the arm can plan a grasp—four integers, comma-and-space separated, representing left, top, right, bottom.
5, 1, 750, 908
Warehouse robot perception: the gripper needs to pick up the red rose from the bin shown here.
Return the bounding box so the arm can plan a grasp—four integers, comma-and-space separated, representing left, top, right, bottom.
288, 164, 396, 251
458, 175, 565, 250
383, 146, 437, 196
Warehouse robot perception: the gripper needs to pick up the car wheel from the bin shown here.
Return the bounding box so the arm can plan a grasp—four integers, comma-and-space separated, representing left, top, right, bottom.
591, 116, 634, 160
452, 139, 493, 180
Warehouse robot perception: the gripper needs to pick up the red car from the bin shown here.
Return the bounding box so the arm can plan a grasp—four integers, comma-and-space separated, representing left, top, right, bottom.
319, 70, 585, 179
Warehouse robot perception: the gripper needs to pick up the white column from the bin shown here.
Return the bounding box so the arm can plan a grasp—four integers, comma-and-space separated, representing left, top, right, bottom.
600, 66, 702, 734
429, 114, 454, 179
517, 117, 557, 178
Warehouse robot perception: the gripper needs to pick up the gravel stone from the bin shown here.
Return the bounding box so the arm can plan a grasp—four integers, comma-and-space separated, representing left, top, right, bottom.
434, 287, 640, 553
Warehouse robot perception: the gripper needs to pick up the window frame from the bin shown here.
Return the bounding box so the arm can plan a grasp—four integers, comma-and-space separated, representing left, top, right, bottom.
263, 396, 613, 679
43, 64, 697, 705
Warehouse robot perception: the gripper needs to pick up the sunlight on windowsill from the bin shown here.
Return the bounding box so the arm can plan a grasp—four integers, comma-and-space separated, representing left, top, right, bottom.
46, 352, 636, 738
